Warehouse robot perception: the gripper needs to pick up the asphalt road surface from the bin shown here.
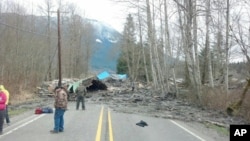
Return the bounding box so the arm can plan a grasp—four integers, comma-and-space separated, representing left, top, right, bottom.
0, 102, 218, 141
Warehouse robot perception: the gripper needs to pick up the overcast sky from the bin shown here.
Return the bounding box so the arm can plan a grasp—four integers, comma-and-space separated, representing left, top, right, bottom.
70, 0, 128, 32
7, 0, 128, 32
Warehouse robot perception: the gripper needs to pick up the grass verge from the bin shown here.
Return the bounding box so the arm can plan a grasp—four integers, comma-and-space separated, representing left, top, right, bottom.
205, 122, 229, 136
9, 108, 29, 117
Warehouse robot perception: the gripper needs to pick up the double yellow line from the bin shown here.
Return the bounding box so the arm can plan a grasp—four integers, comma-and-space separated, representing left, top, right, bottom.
95, 106, 114, 141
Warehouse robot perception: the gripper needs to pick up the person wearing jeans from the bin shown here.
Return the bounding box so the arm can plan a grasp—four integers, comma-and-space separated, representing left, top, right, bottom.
50, 86, 68, 133
54, 108, 65, 132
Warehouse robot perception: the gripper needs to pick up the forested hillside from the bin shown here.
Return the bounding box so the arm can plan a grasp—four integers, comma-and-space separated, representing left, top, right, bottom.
0, 2, 121, 93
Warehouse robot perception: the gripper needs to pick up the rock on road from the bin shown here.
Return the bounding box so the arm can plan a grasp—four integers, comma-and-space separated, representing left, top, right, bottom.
0, 102, 224, 141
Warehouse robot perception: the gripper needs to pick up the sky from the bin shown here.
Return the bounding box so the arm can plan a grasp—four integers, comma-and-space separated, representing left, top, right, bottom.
70, 0, 128, 32
3, 0, 128, 32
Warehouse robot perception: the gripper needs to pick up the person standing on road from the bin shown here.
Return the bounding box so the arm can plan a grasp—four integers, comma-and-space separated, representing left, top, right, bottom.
50, 86, 68, 134
76, 84, 87, 110
0, 85, 10, 125
0, 91, 7, 135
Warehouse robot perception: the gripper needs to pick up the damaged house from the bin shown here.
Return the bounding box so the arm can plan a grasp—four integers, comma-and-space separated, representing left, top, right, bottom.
66, 71, 127, 100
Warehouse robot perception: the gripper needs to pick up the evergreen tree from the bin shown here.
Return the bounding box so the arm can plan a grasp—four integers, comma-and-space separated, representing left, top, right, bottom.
117, 14, 137, 79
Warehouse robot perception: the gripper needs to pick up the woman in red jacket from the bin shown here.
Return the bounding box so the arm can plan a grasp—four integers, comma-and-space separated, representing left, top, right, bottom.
0, 91, 7, 135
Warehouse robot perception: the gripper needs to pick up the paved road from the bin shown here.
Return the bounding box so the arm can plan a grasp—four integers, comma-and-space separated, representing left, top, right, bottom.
0, 102, 215, 141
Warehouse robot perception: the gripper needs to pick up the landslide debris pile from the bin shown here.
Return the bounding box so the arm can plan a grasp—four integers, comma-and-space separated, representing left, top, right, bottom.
89, 80, 248, 128
18, 78, 248, 129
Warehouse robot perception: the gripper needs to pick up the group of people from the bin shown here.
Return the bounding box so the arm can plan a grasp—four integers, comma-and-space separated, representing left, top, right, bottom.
50, 82, 87, 134
0, 82, 86, 135
0, 85, 10, 135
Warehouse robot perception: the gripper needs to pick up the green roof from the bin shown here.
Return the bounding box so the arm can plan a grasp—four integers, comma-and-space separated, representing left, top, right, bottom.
67, 80, 82, 93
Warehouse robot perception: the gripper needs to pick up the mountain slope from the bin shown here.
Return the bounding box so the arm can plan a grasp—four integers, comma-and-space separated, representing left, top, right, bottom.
87, 19, 122, 72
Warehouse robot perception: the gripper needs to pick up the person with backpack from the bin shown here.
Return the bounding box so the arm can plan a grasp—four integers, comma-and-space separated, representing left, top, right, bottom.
76, 84, 87, 110
0, 91, 7, 135
50, 86, 68, 134
0, 85, 10, 126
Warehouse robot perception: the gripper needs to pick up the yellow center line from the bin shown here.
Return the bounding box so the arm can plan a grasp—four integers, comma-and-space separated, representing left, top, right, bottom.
95, 106, 104, 141
108, 109, 114, 141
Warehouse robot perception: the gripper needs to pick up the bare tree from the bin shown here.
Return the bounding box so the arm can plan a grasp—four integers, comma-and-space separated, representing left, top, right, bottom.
204, 0, 214, 87
174, 0, 202, 102
39, 0, 55, 81
64, 4, 94, 78
137, 2, 150, 83
224, 0, 230, 95
164, 0, 179, 94
80, 21, 95, 76
146, 0, 159, 90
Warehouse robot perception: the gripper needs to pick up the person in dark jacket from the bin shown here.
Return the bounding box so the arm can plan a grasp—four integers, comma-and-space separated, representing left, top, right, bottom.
0, 91, 7, 135
76, 84, 87, 110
